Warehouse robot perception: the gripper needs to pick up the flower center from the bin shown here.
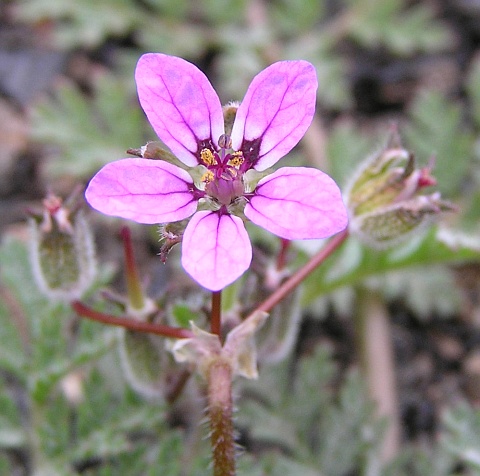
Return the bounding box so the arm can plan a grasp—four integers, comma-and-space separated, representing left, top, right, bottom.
199, 135, 246, 207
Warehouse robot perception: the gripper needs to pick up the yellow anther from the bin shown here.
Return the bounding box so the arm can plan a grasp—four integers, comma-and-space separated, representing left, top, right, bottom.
201, 170, 215, 183
200, 148, 217, 166
227, 152, 244, 168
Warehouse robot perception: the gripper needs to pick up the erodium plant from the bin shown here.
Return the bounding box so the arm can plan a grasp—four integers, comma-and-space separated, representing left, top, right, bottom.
28, 53, 455, 475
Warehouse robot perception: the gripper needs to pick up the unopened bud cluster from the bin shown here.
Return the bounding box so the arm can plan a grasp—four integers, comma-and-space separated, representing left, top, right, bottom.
344, 132, 456, 248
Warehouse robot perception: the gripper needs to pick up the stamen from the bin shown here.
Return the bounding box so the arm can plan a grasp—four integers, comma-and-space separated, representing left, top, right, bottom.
218, 134, 232, 149
200, 149, 217, 166
227, 152, 244, 168
201, 170, 215, 183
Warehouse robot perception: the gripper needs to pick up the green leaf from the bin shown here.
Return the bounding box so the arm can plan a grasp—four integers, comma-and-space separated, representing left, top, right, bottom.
0, 456, 15, 476
238, 346, 335, 455
271, 0, 326, 35
0, 236, 113, 403
346, 0, 452, 55
383, 446, 454, 476
16, 0, 143, 49
316, 372, 380, 475
31, 74, 145, 179
466, 54, 480, 130
238, 346, 382, 474
442, 404, 480, 472
142, 0, 189, 19
326, 120, 380, 186
118, 329, 165, 399
404, 89, 474, 197
0, 381, 25, 449
30, 331, 115, 404
285, 34, 352, 110
201, 0, 248, 24
302, 226, 480, 306
146, 431, 185, 476
170, 302, 197, 328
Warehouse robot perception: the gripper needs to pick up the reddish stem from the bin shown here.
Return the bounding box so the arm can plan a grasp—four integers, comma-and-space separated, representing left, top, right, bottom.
120, 226, 145, 310
276, 238, 291, 271
166, 369, 192, 404
72, 301, 193, 339
255, 229, 349, 315
211, 291, 222, 337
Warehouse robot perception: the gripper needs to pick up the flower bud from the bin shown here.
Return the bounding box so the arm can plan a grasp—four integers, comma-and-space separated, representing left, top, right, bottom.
223, 103, 239, 137
118, 329, 165, 399
345, 131, 456, 248
127, 141, 187, 170
158, 220, 189, 262
29, 192, 96, 300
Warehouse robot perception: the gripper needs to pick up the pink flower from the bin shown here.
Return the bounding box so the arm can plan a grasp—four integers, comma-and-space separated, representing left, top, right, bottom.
85, 53, 348, 291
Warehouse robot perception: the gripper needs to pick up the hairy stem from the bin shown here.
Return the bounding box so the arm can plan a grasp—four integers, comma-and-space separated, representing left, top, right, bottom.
207, 358, 235, 476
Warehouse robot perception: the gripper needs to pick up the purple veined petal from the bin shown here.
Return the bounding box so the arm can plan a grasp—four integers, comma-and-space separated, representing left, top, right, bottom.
181, 211, 252, 291
85, 158, 197, 224
244, 167, 348, 240
231, 61, 317, 171
135, 53, 225, 167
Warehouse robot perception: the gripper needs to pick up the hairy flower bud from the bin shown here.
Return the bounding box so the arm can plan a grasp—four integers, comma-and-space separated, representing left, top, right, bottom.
127, 141, 187, 170
158, 220, 189, 262
223, 103, 239, 137
29, 193, 96, 300
118, 329, 165, 399
345, 131, 456, 248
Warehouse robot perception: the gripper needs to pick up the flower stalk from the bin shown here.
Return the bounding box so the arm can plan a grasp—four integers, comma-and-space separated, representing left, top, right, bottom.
121, 226, 145, 311
254, 229, 349, 315
71, 301, 193, 339
211, 291, 222, 337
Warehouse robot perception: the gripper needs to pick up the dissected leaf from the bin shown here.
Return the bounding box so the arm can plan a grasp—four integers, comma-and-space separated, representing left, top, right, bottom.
31, 74, 145, 178
16, 0, 143, 48
404, 90, 474, 197
346, 0, 452, 55
442, 404, 480, 472
238, 346, 382, 474
302, 226, 480, 309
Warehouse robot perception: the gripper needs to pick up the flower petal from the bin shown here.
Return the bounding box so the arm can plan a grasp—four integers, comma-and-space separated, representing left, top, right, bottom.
231, 61, 317, 171
85, 159, 197, 224
135, 53, 224, 167
181, 211, 252, 291
244, 167, 348, 239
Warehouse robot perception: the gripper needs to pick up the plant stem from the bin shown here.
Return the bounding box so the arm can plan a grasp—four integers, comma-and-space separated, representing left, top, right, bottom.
354, 287, 400, 463
211, 291, 222, 337
207, 358, 235, 476
121, 226, 145, 310
276, 238, 291, 271
254, 229, 349, 315
71, 301, 193, 339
